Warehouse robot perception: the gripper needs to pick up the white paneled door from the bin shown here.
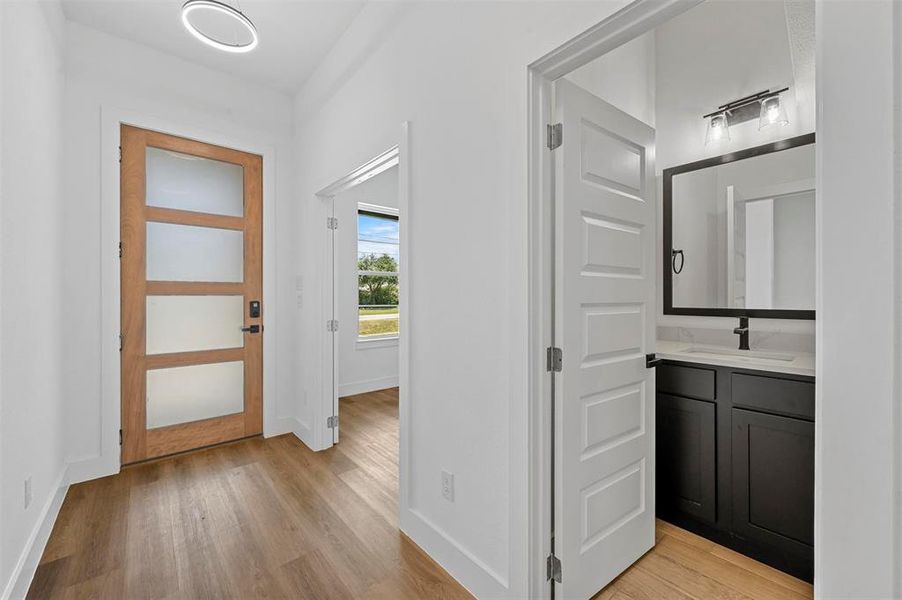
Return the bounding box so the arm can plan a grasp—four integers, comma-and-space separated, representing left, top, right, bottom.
552, 79, 656, 599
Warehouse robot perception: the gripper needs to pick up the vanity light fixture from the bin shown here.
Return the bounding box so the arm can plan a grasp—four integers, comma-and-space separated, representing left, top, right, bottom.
181, 0, 258, 54
703, 87, 790, 145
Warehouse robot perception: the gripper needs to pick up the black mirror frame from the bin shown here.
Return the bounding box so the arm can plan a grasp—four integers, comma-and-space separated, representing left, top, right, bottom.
662, 132, 816, 320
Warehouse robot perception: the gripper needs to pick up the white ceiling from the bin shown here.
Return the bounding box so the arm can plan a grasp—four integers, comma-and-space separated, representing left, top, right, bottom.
61, 0, 367, 95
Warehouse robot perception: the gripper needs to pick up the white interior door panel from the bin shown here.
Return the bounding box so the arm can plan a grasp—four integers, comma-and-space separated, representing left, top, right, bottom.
553, 78, 656, 599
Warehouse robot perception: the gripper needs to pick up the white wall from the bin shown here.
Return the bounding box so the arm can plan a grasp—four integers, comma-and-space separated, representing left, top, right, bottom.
61, 23, 300, 478
0, 0, 67, 596
670, 167, 722, 307
335, 166, 399, 397
772, 190, 815, 309
292, 2, 631, 596
564, 31, 656, 127
818, 1, 898, 596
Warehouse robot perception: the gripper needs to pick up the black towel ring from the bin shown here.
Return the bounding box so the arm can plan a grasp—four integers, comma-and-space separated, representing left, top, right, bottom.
671, 249, 684, 274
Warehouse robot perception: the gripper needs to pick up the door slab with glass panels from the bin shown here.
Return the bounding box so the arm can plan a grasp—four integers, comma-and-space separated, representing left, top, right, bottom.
120, 125, 263, 464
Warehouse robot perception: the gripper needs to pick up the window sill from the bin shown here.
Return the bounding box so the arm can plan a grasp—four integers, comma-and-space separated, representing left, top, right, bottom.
356, 336, 399, 350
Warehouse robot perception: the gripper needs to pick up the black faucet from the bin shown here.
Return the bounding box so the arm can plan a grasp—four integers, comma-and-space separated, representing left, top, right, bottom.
734, 317, 750, 351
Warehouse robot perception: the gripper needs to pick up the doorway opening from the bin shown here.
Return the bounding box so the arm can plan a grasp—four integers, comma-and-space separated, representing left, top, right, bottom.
528, 1, 817, 597
314, 123, 412, 528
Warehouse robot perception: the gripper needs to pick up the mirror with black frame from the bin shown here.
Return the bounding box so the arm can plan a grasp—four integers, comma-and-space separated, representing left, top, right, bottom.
663, 134, 815, 319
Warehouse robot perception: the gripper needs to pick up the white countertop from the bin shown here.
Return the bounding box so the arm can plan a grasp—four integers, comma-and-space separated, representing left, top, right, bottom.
656, 340, 815, 377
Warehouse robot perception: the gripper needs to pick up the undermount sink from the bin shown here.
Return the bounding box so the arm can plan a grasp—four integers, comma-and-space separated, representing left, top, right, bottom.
682, 345, 795, 363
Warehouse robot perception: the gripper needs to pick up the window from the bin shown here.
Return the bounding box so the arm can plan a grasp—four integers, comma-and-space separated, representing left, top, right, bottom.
357, 206, 399, 339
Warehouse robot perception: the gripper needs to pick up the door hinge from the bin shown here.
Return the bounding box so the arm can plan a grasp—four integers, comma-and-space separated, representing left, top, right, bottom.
327, 415, 339, 429
327, 216, 339, 230
546, 346, 563, 372
118, 146, 122, 163
327, 319, 339, 332
547, 123, 562, 150
119, 429, 123, 446
119, 333, 123, 352
546, 553, 562, 583
118, 242, 122, 258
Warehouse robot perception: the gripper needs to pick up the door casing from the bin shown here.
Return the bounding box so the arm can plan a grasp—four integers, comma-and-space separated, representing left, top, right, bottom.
309, 123, 413, 532
313, 141, 403, 450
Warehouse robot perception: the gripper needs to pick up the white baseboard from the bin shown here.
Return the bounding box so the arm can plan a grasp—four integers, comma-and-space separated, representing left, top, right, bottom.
264, 414, 302, 439
66, 454, 118, 485
292, 419, 317, 449
274, 415, 316, 451
338, 375, 399, 398
401, 507, 509, 599
3, 467, 70, 600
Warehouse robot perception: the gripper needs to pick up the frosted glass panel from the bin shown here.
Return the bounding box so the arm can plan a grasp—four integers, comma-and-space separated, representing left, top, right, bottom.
146, 296, 244, 355
146, 222, 243, 282
147, 361, 244, 429
146, 147, 244, 216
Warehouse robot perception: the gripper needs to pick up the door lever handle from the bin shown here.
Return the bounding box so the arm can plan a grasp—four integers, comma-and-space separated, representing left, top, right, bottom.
241, 325, 261, 334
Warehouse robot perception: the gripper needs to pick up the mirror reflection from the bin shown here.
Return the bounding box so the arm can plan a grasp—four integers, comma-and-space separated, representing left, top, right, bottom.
670, 140, 815, 311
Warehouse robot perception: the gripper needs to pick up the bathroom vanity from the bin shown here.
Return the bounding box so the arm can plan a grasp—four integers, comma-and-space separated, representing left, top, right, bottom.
653, 343, 814, 581
658, 134, 817, 582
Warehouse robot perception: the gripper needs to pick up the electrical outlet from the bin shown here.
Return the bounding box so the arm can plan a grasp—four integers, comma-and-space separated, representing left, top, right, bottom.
24, 476, 32, 510
441, 470, 454, 502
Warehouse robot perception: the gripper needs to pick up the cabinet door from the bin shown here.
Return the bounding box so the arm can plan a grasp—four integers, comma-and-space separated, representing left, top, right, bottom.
732, 408, 814, 553
656, 394, 717, 523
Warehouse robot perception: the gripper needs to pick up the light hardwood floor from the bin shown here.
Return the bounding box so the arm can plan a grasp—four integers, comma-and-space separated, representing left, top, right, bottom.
27, 388, 468, 599
595, 520, 813, 600
28, 388, 812, 599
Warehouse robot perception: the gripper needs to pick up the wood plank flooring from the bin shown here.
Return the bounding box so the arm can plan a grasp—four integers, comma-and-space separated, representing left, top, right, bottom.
595, 520, 813, 600
27, 388, 469, 599
29, 387, 812, 600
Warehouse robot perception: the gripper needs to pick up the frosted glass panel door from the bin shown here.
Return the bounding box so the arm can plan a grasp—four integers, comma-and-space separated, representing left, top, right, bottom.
146, 222, 244, 282
147, 362, 245, 429
120, 124, 263, 464
146, 296, 245, 354
146, 146, 244, 216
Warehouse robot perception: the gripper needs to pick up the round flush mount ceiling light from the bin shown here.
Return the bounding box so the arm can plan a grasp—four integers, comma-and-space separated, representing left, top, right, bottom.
181, 0, 258, 53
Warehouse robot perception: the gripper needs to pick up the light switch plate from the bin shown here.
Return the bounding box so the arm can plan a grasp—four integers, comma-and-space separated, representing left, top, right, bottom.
441, 470, 454, 502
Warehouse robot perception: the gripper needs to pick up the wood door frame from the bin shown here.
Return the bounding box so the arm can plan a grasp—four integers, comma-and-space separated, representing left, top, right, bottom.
525, 2, 703, 597
310, 122, 411, 519
73, 106, 281, 484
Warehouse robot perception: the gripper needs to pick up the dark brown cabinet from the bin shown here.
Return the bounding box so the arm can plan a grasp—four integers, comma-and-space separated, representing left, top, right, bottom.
656, 394, 717, 523
732, 408, 814, 558
656, 362, 814, 582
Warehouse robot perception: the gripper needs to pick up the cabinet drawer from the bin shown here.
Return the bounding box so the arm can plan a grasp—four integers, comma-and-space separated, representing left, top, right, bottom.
732, 373, 814, 421
657, 364, 716, 400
